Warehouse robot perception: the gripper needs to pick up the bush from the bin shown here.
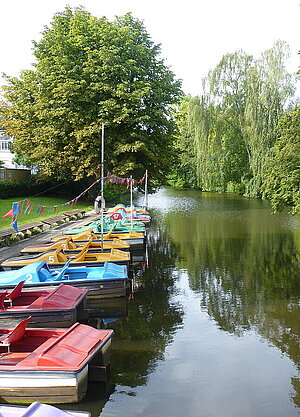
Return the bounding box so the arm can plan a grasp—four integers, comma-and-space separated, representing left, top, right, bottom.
9, 233, 20, 244
0, 177, 48, 199
32, 227, 42, 235
226, 181, 246, 195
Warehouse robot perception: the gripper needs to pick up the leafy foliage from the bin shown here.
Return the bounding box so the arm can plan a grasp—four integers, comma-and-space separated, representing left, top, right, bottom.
175, 42, 295, 197
0, 7, 181, 183
262, 105, 300, 213
170, 96, 198, 188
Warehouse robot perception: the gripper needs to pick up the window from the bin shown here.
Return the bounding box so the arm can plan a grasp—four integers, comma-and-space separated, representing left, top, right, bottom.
0, 141, 12, 150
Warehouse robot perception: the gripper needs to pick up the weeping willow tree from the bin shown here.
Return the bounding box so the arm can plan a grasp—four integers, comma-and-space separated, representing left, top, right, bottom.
176, 41, 295, 196
242, 42, 295, 196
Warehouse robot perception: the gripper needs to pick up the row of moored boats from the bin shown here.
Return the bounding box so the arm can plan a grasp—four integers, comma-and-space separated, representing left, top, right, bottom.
0, 204, 151, 416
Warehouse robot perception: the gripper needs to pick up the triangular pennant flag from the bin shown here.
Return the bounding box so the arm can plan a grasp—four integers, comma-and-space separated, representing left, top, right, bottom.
24, 200, 32, 214
13, 202, 20, 216
20, 200, 26, 212
12, 218, 19, 233
2, 208, 14, 218
28, 203, 36, 214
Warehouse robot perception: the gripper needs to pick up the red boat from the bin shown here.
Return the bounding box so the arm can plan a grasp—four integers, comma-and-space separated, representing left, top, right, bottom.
0, 282, 88, 327
0, 318, 113, 404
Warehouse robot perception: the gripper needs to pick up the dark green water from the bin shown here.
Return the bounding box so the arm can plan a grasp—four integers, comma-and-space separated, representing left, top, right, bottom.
73, 188, 300, 417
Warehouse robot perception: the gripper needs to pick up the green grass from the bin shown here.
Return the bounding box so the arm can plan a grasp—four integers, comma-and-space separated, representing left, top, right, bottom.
0, 197, 93, 230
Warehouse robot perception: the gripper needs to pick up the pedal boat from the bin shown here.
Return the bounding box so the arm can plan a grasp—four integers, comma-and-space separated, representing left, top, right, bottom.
64, 219, 146, 235
105, 212, 151, 224
20, 240, 143, 264
0, 318, 113, 404
0, 402, 90, 416
0, 282, 88, 328
0, 260, 128, 299
55, 230, 146, 251
20, 236, 130, 256
105, 206, 151, 223
1, 246, 131, 271
107, 204, 150, 215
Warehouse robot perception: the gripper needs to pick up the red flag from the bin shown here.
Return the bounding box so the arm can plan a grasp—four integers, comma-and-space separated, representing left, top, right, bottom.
28, 203, 36, 214
2, 208, 14, 218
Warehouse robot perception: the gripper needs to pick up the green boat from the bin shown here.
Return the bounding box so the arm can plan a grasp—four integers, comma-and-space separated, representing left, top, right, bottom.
64, 219, 146, 235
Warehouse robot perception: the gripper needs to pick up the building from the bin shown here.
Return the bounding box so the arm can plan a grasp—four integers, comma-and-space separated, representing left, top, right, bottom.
0, 131, 31, 181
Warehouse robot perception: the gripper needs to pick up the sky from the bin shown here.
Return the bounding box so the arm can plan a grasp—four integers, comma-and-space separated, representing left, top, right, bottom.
0, 0, 299, 96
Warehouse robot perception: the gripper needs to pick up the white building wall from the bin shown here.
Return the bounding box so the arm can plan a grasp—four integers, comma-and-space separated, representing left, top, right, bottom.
0, 131, 29, 170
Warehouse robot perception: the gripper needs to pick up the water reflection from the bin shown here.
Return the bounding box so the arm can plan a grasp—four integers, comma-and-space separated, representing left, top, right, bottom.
78, 188, 299, 417
108, 225, 184, 389
160, 188, 300, 409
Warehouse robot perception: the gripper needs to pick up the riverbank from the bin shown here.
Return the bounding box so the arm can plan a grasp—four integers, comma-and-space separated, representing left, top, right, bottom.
0, 209, 99, 265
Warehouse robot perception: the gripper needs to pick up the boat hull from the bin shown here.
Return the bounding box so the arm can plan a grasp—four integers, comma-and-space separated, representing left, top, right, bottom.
0, 278, 128, 299
0, 285, 88, 328
0, 367, 88, 404
0, 325, 113, 404
2, 259, 130, 271
0, 309, 83, 328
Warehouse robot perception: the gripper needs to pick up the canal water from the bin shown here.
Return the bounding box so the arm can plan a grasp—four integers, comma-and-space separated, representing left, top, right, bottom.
72, 187, 300, 417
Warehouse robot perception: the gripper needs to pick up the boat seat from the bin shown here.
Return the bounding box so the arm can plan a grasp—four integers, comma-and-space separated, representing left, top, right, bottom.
72, 246, 89, 262
55, 250, 69, 263
0, 316, 31, 353
4, 281, 25, 307
39, 268, 53, 282
52, 259, 72, 281
0, 292, 8, 309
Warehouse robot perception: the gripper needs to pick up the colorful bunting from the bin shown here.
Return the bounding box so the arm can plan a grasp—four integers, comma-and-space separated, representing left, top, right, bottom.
105, 172, 140, 187
0, 173, 147, 221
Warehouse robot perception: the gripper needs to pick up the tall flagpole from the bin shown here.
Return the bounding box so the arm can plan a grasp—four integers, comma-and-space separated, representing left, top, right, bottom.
144, 170, 148, 209
101, 123, 104, 252
130, 175, 133, 229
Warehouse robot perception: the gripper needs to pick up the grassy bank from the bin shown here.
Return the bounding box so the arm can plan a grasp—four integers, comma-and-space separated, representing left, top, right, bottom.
0, 197, 93, 230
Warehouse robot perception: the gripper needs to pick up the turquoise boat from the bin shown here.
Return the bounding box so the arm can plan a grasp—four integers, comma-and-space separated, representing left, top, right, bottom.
0, 260, 128, 298
65, 219, 146, 235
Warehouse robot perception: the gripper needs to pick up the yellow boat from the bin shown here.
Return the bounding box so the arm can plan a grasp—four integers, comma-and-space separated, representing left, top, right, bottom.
20, 236, 130, 255
52, 229, 146, 250
1, 246, 131, 270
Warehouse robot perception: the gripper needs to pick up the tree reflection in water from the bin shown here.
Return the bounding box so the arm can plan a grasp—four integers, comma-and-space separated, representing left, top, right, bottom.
163, 191, 300, 408
109, 217, 184, 389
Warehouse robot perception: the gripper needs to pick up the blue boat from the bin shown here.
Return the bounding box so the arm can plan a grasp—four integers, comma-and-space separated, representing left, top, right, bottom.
0, 260, 128, 299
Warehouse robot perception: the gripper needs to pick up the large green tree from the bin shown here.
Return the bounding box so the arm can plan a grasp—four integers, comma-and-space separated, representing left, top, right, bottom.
262, 105, 300, 213
175, 41, 295, 196
0, 7, 182, 182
